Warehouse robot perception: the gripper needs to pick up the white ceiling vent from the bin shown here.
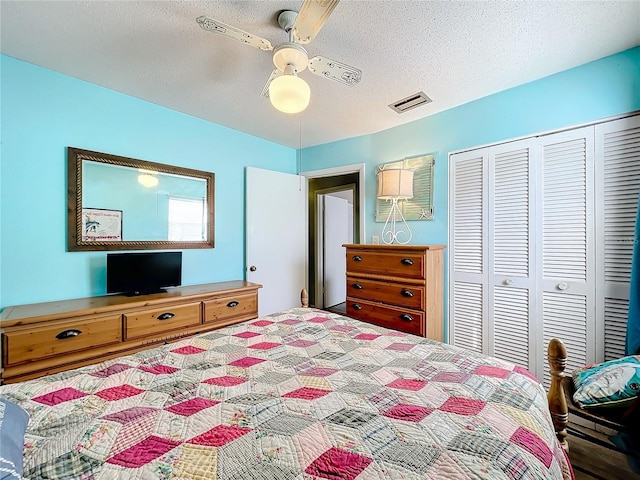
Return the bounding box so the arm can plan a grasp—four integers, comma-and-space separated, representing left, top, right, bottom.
389, 91, 432, 113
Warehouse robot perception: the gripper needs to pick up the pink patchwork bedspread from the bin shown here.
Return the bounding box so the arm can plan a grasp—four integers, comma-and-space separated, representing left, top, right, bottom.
0, 308, 572, 479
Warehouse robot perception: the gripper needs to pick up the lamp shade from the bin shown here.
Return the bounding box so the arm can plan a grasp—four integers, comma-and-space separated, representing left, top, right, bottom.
269, 74, 311, 114
377, 169, 414, 199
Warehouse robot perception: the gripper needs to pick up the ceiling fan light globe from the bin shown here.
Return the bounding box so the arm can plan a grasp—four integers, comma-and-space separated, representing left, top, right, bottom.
269, 74, 310, 114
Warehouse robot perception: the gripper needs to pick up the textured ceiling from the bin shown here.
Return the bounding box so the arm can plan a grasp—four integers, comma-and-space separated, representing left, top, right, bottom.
1, 1, 638, 149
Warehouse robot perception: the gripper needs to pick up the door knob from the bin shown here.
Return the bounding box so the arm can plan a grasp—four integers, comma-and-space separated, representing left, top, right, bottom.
557, 282, 568, 291
249, 266, 257, 272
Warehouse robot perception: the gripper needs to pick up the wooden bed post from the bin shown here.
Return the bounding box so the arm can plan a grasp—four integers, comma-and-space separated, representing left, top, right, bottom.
547, 338, 569, 452
301, 288, 309, 308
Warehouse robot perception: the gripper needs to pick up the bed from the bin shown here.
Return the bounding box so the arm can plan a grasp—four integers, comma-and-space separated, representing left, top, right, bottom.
0, 306, 573, 479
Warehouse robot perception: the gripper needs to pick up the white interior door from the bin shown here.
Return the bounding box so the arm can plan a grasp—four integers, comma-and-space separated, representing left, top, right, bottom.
538, 127, 595, 383
323, 195, 349, 308
595, 115, 640, 361
488, 139, 535, 371
246, 167, 306, 316
449, 148, 488, 353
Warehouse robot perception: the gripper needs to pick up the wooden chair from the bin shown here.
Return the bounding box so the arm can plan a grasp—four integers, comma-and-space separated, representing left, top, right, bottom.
547, 338, 640, 458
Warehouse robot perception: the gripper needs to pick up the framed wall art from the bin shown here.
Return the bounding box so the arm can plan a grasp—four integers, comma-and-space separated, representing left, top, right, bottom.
375, 154, 435, 222
82, 208, 123, 242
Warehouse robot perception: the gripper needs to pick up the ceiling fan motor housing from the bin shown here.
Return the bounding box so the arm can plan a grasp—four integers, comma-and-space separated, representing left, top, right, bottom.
273, 43, 308, 73
277, 10, 298, 32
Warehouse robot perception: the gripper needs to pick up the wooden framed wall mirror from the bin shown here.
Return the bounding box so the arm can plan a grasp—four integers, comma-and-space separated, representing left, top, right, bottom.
68, 147, 215, 251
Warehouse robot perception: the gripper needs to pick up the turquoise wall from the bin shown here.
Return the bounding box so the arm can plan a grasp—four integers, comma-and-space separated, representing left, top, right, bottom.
2, 48, 638, 313
300, 47, 639, 338
0, 55, 296, 308
300, 47, 640, 247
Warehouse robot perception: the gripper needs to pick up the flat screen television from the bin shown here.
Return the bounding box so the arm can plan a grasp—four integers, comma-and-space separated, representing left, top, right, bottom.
106, 251, 182, 296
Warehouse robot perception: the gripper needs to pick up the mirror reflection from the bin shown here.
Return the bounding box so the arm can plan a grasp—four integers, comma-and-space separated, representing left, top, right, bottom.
68, 147, 214, 251
82, 161, 208, 242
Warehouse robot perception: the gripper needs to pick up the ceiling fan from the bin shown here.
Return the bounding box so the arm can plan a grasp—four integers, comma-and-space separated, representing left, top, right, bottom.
196, 0, 362, 114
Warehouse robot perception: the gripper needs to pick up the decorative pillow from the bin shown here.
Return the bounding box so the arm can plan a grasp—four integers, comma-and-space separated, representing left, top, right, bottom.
572, 355, 640, 409
0, 397, 29, 480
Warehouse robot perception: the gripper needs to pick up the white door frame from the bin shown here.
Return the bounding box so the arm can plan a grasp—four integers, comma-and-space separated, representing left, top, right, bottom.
302, 163, 366, 307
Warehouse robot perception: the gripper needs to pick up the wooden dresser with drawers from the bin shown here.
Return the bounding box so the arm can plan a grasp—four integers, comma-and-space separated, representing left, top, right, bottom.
0, 281, 261, 384
343, 244, 445, 341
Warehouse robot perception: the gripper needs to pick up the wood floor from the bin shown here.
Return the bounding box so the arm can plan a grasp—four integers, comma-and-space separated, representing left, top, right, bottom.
567, 425, 639, 479
325, 302, 346, 315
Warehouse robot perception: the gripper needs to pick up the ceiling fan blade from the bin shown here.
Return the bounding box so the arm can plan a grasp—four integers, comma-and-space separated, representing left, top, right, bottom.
308, 56, 361, 86
196, 16, 273, 51
292, 0, 340, 44
260, 69, 280, 98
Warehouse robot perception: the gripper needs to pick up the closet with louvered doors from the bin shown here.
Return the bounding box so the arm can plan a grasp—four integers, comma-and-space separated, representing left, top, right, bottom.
537, 127, 596, 385
595, 115, 640, 362
449, 138, 540, 376
449, 113, 640, 383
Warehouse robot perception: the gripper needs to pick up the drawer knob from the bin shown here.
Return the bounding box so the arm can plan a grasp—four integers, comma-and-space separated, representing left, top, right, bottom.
157, 312, 175, 321
352, 255, 362, 262
352, 303, 363, 311
399, 314, 414, 322
400, 258, 414, 266
227, 301, 239, 308
56, 329, 82, 340
352, 282, 363, 289
400, 289, 414, 297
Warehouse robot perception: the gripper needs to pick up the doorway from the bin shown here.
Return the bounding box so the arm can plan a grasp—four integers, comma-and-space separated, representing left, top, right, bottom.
305, 164, 365, 308
317, 187, 354, 309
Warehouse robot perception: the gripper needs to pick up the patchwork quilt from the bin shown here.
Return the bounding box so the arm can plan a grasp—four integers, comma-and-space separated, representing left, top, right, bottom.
0, 308, 573, 479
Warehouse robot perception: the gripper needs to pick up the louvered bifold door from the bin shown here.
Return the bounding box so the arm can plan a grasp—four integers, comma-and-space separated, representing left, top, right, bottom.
596, 115, 640, 361
487, 140, 535, 371
537, 127, 596, 385
449, 148, 488, 352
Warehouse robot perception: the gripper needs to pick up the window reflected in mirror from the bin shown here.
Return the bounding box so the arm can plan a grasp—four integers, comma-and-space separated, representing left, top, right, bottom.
168, 197, 207, 241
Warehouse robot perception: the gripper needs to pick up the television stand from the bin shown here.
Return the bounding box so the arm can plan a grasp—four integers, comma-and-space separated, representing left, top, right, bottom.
0, 281, 261, 384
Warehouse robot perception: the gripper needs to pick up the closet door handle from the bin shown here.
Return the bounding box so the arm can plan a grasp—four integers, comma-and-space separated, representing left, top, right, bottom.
557, 282, 569, 291
157, 312, 175, 321
400, 258, 414, 266
352, 303, 363, 311
352, 255, 362, 262
56, 329, 82, 340
227, 301, 239, 308
399, 314, 414, 322
352, 283, 363, 289
400, 289, 414, 297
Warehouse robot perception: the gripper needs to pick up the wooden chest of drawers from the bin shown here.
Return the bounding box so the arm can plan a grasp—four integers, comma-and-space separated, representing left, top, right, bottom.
343, 244, 445, 340
1, 281, 261, 383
